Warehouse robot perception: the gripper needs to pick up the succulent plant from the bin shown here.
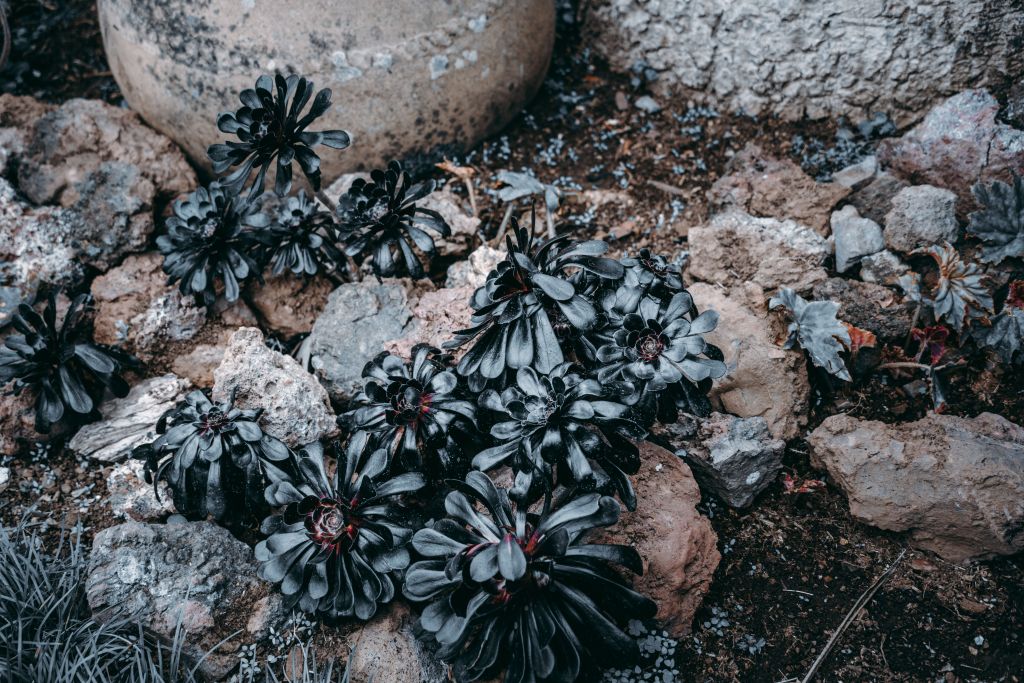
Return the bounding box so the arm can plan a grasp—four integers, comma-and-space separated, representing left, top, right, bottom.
255, 436, 424, 620
133, 390, 292, 521
446, 221, 623, 389
253, 190, 345, 277
474, 364, 645, 509
967, 173, 1024, 265
980, 281, 1024, 364
495, 170, 564, 238
344, 345, 478, 481
604, 248, 686, 316
925, 243, 993, 332
0, 293, 135, 433
403, 473, 656, 683
208, 74, 351, 199
595, 290, 726, 423
770, 288, 852, 381
337, 160, 451, 279
157, 183, 264, 305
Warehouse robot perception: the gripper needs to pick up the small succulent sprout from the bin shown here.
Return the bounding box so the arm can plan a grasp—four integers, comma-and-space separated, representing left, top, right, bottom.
337, 160, 451, 280
0, 292, 135, 433
208, 73, 351, 199
967, 173, 1024, 265
770, 288, 852, 381
403, 472, 656, 683
255, 436, 424, 620
924, 243, 994, 332
252, 190, 344, 277
157, 182, 264, 305
495, 169, 564, 238
980, 280, 1024, 364
445, 220, 623, 389
344, 345, 478, 482
910, 325, 950, 366
133, 390, 292, 522
474, 363, 645, 510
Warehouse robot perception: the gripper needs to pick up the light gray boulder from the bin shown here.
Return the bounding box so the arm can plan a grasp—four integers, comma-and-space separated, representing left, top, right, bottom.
830, 205, 884, 273
884, 185, 959, 253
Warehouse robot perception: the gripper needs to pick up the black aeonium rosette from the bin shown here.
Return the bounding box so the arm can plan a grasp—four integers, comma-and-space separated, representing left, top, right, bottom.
252, 190, 345, 277
344, 345, 478, 481
255, 436, 424, 620
0, 293, 135, 433
596, 290, 727, 423
445, 221, 624, 389
606, 248, 687, 316
474, 364, 645, 509
208, 73, 351, 199
337, 160, 451, 279
157, 183, 263, 305
133, 390, 292, 522
403, 472, 656, 683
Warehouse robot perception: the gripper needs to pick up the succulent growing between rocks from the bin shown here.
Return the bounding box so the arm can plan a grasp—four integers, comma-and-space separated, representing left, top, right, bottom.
253, 190, 345, 277
925, 243, 994, 332
133, 389, 292, 522
404, 472, 656, 683
770, 288, 852, 381
0, 293, 135, 433
968, 173, 1024, 265
981, 281, 1024, 364
208, 73, 351, 199
255, 437, 424, 620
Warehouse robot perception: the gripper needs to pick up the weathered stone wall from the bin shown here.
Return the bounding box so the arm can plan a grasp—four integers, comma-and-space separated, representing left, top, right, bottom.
587, 0, 1024, 125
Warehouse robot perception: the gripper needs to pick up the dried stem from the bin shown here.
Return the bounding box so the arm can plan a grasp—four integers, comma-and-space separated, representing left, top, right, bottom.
0, 4, 10, 73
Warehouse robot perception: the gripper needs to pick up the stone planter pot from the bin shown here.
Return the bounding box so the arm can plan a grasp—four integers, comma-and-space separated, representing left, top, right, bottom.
98, 0, 555, 182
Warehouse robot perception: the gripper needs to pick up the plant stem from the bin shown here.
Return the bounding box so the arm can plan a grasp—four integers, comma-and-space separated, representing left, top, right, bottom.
492, 204, 515, 246
463, 178, 478, 217
315, 189, 337, 213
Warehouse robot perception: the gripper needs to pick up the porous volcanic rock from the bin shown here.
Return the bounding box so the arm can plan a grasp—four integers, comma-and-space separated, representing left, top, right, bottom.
830, 205, 884, 273
446, 244, 504, 290
811, 278, 916, 342
883, 185, 959, 253
344, 603, 447, 683
106, 459, 175, 522
248, 274, 333, 338
592, 441, 719, 638
383, 286, 475, 360
809, 412, 1024, 563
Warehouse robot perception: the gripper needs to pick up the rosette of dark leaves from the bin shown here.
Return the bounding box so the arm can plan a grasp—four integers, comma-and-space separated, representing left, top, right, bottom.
981, 281, 1024, 364
446, 221, 623, 388
337, 160, 450, 279
133, 390, 291, 522
255, 436, 424, 620
208, 74, 351, 198
0, 293, 134, 433
474, 364, 645, 509
605, 248, 686, 315
404, 472, 656, 683
344, 345, 478, 481
596, 290, 726, 424
925, 243, 994, 332
967, 173, 1024, 265
157, 183, 263, 305
253, 190, 344, 277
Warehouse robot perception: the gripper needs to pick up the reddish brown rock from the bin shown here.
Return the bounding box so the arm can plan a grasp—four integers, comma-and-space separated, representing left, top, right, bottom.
593, 442, 719, 638
343, 603, 447, 683
0, 391, 44, 457
383, 286, 474, 360
170, 336, 232, 389
809, 412, 1024, 563
708, 144, 850, 235
248, 275, 333, 338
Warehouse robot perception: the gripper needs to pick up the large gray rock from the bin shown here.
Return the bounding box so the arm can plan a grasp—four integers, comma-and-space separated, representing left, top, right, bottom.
308, 281, 419, 402
858, 249, 909, 285
68, 374, 191, 463
98, 0, 556, 180
878, 89, 1024, 216
809, 412, 1024, 563
687, 211, 829, 295
589, 1, 1023, 125
106, 459, 176, 522
212, 327, 338, 448
883, 185, 959, 253
86, 521, 287, 680
679, 412, 785, 509
344, 603, 447, 683
830, 205, 884, 273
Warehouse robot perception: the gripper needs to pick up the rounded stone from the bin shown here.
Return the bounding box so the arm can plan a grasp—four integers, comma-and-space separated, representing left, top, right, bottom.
97, 0, 555, 181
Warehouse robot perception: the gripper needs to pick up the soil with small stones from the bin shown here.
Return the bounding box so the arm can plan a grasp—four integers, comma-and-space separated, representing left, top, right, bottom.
1, 2, 1022, 683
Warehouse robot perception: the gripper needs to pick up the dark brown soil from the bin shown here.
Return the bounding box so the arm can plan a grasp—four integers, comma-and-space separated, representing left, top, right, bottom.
1, 3, 1022, 683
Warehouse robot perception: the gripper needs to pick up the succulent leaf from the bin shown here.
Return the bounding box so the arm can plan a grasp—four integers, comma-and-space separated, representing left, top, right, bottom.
924, 243, 993, 332
967, 173, 1024, 265
769, 288, 852, 381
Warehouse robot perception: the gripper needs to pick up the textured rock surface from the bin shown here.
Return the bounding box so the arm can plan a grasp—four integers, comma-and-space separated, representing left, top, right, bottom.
68, 374, 190, 463
309, 281, 418, 402
98, 0, 555, 180
848, 172, 910, 225
832, 156, 878, 190
708, 145, 849, 235
248, 275, 333, 338
689, 283, 810, 440
212, 328, 338, 448
687, 211, 829, 294
588, 1, 1023, 124
0, 94, 55, 174
170, 338, 230, 388
812, 278, 914, 342
445, 244, 504, 289
831, 205, 884, 273
883, 185, 959, 253
809, 412, 1024, 563
593, 442, 719, 638
421, 187, 480, 258
86, 521, 286, 680
0, 466, 9, 494
858, 249, 909, 285
106, 459, 175, 522
679, 412, 785, 509
877, 90, 1024, 215
0, 390, 54, 457
383, 286, 474, 360
344, 603, 447, 683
